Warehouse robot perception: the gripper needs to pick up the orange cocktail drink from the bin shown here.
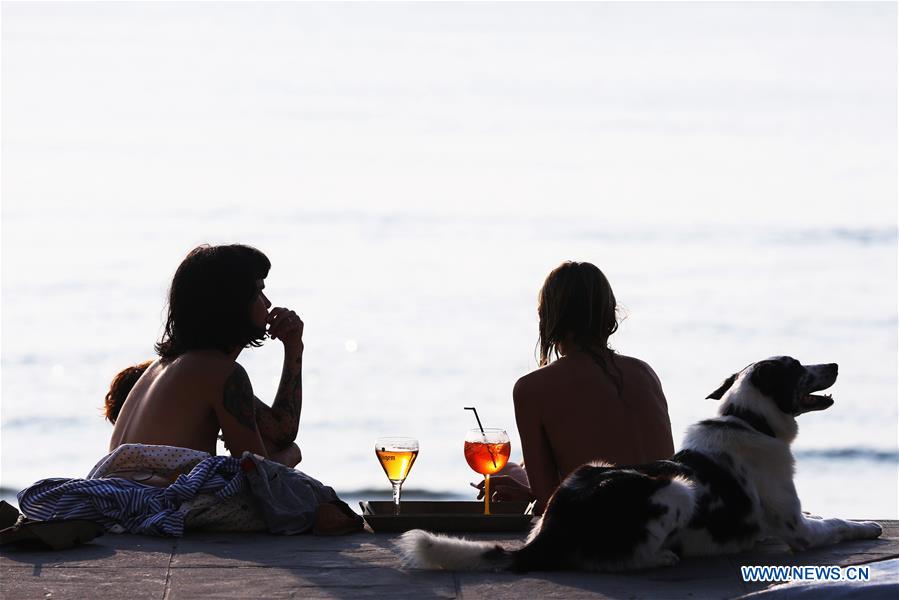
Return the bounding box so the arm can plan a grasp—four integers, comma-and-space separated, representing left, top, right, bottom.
464, 441, 511, 475
464, 428, 511, 515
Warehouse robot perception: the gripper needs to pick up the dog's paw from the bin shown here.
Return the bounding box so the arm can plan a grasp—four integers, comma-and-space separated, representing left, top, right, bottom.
787, 536, 812, 552
648, 550, 680, 568
659, 550, 680, 566
857, 521, 882, 539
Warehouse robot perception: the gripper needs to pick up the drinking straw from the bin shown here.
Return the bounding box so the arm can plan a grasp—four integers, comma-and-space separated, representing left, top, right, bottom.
464, 407, 497, 468
464, 407, 485, 434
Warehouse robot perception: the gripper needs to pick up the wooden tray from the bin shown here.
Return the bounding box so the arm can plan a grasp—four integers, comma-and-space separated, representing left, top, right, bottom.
359, 500, 534, 533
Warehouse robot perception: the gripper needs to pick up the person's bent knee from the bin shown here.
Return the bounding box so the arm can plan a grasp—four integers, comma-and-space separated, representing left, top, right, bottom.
271, 442, 301, 468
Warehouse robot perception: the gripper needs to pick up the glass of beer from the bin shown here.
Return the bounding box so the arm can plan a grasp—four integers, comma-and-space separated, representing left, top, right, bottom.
375, 437, 419, 515
464, 428, 511, 515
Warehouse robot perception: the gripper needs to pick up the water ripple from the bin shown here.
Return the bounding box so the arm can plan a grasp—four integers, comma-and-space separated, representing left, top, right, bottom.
794, 448, 898, 462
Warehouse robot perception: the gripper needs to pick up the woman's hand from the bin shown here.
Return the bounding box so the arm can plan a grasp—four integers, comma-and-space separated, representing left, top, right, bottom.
267, 307, 304, 354
475, 475, 534, 502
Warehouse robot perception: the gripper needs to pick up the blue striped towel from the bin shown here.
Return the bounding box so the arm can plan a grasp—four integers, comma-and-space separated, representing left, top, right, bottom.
17, 455, 245, 536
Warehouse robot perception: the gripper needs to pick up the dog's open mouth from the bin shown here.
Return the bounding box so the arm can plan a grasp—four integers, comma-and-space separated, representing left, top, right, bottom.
799, 393, 834, 412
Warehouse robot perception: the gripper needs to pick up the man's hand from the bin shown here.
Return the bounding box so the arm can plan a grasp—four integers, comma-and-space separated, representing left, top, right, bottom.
267, 307, 304, 354
475, 475, 533, 502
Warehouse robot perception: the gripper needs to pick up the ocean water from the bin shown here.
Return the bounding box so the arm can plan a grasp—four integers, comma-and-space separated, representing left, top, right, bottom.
1, 2, 897, 518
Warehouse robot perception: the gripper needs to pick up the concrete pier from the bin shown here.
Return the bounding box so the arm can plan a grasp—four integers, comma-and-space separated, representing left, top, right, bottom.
2, 521, 896, 598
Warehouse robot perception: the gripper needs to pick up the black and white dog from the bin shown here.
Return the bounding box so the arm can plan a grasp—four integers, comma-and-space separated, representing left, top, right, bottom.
398, 357, 883, 572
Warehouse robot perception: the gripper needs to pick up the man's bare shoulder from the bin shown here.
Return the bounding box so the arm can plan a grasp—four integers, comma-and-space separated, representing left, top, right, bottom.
186, 356, 255, 413
158, 352, 241, 388
166, 351, 233, 369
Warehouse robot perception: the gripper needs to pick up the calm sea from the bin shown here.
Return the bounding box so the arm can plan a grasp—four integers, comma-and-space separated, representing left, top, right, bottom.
1, 2, 896, 517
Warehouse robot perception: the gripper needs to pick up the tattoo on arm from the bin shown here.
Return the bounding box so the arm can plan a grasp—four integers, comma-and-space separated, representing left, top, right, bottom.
255, 353, 302, 448
223, 365, 257, 430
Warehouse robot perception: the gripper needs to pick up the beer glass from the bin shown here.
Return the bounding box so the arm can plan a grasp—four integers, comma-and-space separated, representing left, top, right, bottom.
375, 437, 419, 515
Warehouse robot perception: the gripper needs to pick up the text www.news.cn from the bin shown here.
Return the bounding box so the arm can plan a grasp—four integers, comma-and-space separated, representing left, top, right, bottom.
741, 565, 870, 582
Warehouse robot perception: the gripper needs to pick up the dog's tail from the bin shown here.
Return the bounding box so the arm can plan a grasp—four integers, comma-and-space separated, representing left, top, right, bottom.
396, 530, 515, 571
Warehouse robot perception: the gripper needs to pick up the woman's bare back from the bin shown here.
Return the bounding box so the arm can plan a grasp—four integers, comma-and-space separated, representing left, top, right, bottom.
513, 351, 675, 507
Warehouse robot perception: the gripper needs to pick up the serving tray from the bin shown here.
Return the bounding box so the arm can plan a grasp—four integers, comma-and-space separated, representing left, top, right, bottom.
359, 500, 534, 533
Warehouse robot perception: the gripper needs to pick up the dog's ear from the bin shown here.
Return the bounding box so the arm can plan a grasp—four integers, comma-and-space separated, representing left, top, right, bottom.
706, 373, 738, 400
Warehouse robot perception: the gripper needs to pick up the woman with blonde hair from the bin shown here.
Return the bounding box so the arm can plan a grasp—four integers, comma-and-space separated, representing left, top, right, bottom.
483, 261, 674, 511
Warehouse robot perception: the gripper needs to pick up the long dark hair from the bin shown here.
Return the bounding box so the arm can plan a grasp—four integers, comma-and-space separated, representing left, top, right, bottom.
537, 261, 623, 394
155, 244, 271, 359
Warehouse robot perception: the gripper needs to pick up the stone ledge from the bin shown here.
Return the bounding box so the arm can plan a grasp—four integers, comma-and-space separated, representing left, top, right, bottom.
1, 521, 895, 599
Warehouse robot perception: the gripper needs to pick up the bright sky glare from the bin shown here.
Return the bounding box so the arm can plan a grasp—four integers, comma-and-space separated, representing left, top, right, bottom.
2, 2, 896, 226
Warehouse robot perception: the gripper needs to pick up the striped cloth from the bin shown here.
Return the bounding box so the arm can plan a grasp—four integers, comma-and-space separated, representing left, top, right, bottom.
17, 455, 245, 536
